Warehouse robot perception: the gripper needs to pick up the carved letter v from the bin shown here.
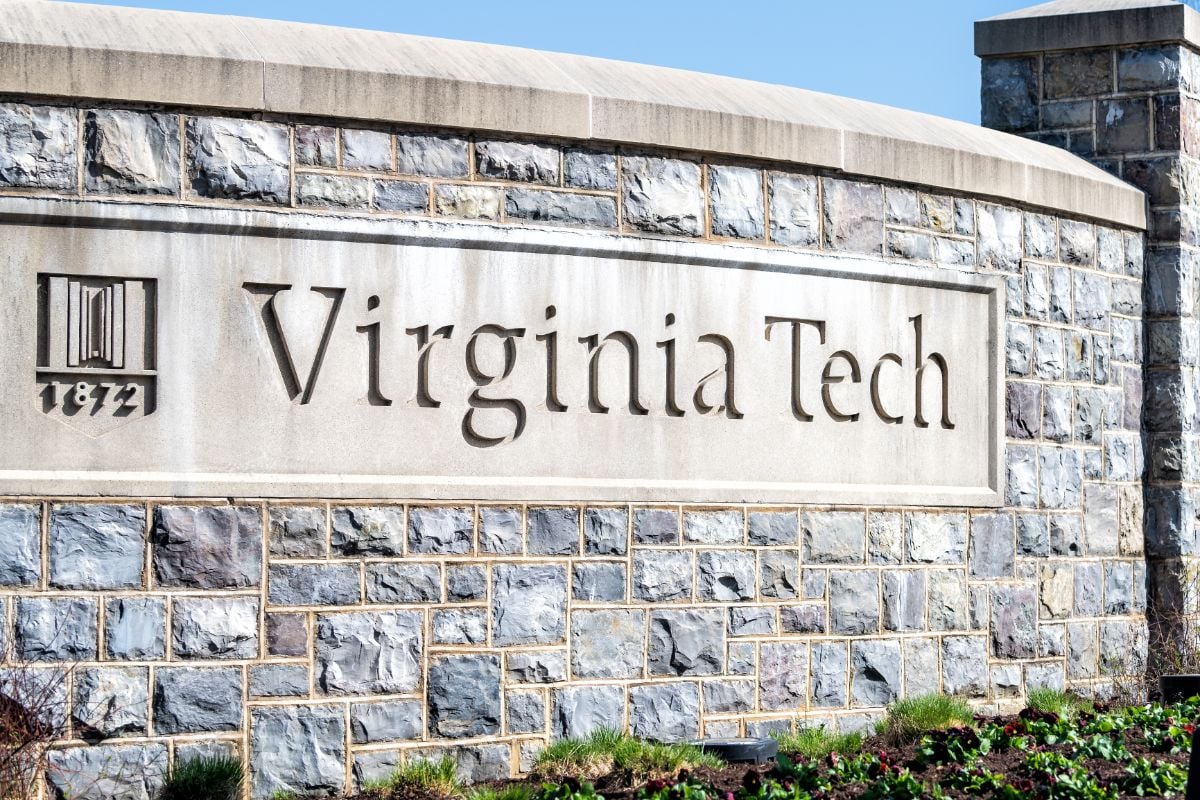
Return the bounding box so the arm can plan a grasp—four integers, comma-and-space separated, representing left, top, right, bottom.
243, 283, 346, 404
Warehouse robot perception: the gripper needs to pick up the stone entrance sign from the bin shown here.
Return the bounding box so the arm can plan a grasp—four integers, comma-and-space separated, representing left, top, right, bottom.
3, 202, 1001, 505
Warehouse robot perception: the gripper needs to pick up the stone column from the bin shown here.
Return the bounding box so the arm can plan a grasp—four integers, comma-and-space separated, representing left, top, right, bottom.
978, 0, 1197, 669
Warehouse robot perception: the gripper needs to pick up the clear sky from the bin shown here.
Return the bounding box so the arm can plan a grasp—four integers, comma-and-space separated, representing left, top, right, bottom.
72, 0, 1046, 124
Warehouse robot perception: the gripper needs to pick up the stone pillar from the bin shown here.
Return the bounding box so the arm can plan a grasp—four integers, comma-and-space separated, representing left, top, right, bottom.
978, 0, 1197, 669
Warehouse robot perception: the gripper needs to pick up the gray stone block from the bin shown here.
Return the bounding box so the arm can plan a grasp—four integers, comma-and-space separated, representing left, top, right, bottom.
697, 550, 755, 601
780, 603, 825, 634
492, 564, 567, 645
266, 612, 308, 657
46, 744, 166, 800
1042, 385, 1072, 442
435, 184, 501, 219
928, 569, 969, 631
268, 505, 326, 558
1050, 514, 1084, 556
768, 172, 819, 247
633, 550, 692, 602
622, 155, 703, 236
528, 507, 579, 555
73, 666, 148, 739
476, 140, 559, 184
1060, 219, 1095, 266
823, 178, 884, 254
760, 642, 808, 710
0, 103, 76, 189
1075, 562, 1103, 617
367, 563, 441, 603
729, 606, 775, 636
867, 512, 902, 564
1068, 622, 1098, 679
1097, 98, 1151, 154
1119, 45, 1182, 90
803, 569, 827, 600
748, 511, 797, 545
85, 110, 179, 194
991, 585, 1037, 658
172, 597, 259, 660
0, 504, 40, 586
480, 507, 523, 554
251, 705, 345, 799
396, 133, 469, 177
703, 679, 754, 714
296, 173, 370, 208
759, 549, 799, 599
851, 640, 900, 707
1075, 272, 1110, 331
16, 597, 96, 661
882, 570, 926, 632
572, 562, 627, 602
811, 642, 848, 707
1045, 48, 1112, 98
981, 58, 1037, 131
1034, 327, 1065, 381
906, 513, 966, 563
373, 179, 428, 212
1007, 322, 1033, 377
447, 565, 487, 601
428, 654, 501, 738
342, 128, 391, 171
408, 507, 473, 554
1007, 382, 1041, 439
332, 506, 405, 556
295, 125, 336, 167
1084, 483, 1119, 555
572, 609, 644, 678
727, 641, 756, 676
433, 609, 487, 645
154, 506, 261, 589
683, 510, 741, 543
506, 690, 546, 734
977, 203, 1022, 269
648, 609, 724, 676
1039, 447, 1083, 509
176, 741, 238, 763
505, 188, 617, 228
1040, 564, 1074, 619
154, 667, 242, 734
48, 504, 145, 590
552, 685, 624, 740
316, 610, 423, 695
584, 507, 627, 555
106, 598, 166, 660
710, 165, 764, 239
886, 187, 919, 225
629, 683, 700, 741
506, 651, 566, 684
351, 699, 422, 743
564, 149, 617, 190
249, 664, 308, 698
1105, 561, 1133, 615
942, 636, 988, 696
903, 637, 940, 697
969, 513, 1015, 578
269, 563, 360, 606
1017, 514, 1049, 557
187, 116, 288, 202
634, 508, 678, 544
802, 511, 865, 563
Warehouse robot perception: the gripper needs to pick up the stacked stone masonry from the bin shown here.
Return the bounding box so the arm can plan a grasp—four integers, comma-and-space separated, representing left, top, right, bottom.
0, 100, 1147, 798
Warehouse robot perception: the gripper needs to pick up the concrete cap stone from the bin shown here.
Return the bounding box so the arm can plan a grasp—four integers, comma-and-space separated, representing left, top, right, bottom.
977, 0, 1200, 57
0, 0, 1144, 228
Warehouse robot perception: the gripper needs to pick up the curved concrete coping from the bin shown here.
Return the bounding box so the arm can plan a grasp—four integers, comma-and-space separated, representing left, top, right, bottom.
0, 0, 1145, 229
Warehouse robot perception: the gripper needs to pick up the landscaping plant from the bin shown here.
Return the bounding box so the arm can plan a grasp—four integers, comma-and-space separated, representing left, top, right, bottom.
158, 755, 245, 800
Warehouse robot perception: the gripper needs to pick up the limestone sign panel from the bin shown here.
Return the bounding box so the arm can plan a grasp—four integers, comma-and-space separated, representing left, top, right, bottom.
1, 202, 1004, 505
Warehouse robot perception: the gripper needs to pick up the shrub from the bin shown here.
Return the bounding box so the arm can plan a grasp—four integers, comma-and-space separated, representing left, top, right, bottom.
158, 755, 245, 800
1025, 687, 1090, 720
464, 786, 535, 800
363, 757, 462, 800
772, 726, 863, 760
876, 695, 973, 745
0, 662, 70, 800
533, 729, 719, 781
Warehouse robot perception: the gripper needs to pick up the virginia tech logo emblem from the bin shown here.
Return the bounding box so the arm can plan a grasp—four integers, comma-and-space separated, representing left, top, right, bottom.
36, 274, 157, 436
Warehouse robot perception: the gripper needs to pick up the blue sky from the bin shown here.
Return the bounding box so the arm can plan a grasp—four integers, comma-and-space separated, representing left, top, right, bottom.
75, 0, 1040, 124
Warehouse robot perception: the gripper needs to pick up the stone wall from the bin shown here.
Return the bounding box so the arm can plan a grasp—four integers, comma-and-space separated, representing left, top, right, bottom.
0, 94, 1148, 800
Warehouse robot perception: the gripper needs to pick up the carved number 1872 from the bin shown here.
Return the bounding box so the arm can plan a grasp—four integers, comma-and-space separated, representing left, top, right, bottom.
46, 380, 141, 412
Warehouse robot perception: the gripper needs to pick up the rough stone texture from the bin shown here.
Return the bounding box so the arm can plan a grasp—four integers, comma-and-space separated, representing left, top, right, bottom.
572, 562, 626, 602
85, 110, 179, 194
904, 638, 940, 697
374, 179, 428, 213
978, 203, 1022, 269
830, 571, 879, 635
823, 178, 884, 254
409, 506, 473, 555
296, 173, 369, 208
342, 128, 391, 171
760, 642, 808, 710
447, 567, 485, 600
332, 507, 405, 556
942, 636, 988, 696
269, 506, 326, 558
851, 640, 901, 707
154, 506, 261, 589
0, 504, 40, 586
565, 149, 617, 190
760, 550, 800, 599
251, 705, 346, 799
49, 504, 145, 590
697, 550, 756, 601
634, 509, 679, 544
436, 184, 501, 219
769, 172, 819, 246
187, 116, 288, 201
507, 690, 546, 734
907, 513, 967, 563
73, 666, 148, 738
172, 596, 258, 660
584, 507, 627, 555
492, 564, 567, 645
315, 611, 423, 695
528, 507, 579, 555
710, 165, 764, 239
154, 667, 242, 734
476, 140, 559, 184
802, 511, 865, 563
46, 744, 166, 800
0, 103, 76, 189
730, 606, 775, 636
396, 133, 469, 177
367, 563, 441, 604
749, 511, 798, 546
106, 598, 166, 660
883, 570, 926, 632
250, 664, 308, 698
622, 155, 703, 236
552, 685, 625, 739
633, 550, 692, 602
16, 597, 96, 661
433, 609, 487, 645
648, 609, 724, 676
683, 510, 742, 544
507, 651, 566, 684
270, 563, 360, 606
969, 514, 1015, 578
810, 642, 849, 707
428, 654, 501, 738
991, 585, 1038, 659
480, 507, 523, 554
351, 699, 423, 743
629, 682, 700, 741
982, 58, 1037, 131
295, 125, 336, 167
